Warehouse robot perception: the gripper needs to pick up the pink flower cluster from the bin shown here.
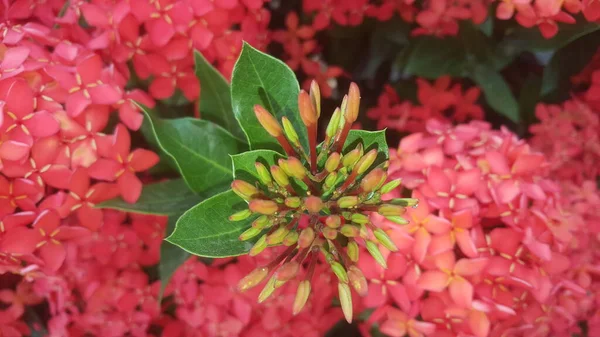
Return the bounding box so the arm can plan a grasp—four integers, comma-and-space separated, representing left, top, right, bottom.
367, 78, 484, 134
355, 117, 599, 337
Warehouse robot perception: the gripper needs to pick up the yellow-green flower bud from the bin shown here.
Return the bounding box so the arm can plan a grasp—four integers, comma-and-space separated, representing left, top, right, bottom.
249, 235, 268, 256
229, 209, 252, 221
373, 228, 398, 252
239, 226, 262, 241
365, 241, 387, 268
293, 280, 311, 315
338, 283, 353, 323
337, 196, 358, 208
270, 165, 289, 187
267, 226, 290, 245
255, 162, 272, 185
331, 261, 349, 283
355, 149, 377, 175
238, 267, 268, 292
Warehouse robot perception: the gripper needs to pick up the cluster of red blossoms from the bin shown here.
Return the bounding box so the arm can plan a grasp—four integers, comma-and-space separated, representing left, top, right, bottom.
0, 1, 600, 337
367, 77, 484, 134
299, 0, 600, 38
0, 0, 329, 336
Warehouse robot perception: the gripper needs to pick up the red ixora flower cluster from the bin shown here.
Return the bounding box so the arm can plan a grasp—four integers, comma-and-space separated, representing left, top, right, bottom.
367, 78, 484, 134
0, 0, 294, 336
300, 0, 599, 38
352, 116, 600, 337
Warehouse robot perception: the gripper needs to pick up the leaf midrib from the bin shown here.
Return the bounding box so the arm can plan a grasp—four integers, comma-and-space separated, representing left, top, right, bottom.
195, 52, 239, 135
156, 120, 233, 175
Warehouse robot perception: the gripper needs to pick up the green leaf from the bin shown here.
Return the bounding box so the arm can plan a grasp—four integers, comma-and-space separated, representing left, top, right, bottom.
167, 190, 256, 258
518, 74, 542, 127
231, 43, 308, 152
231, 149, 283, 182
194, 51, 246, 141
141, 107, 247, 195
357, 17, 409, 80
343, 130, 389, 167
400, 37, 467, 78
540, 31, 600, 101
159, 213, 190, 298
503, 22, 600, 52
470, 64, 520, 123
97, 179, 201, 215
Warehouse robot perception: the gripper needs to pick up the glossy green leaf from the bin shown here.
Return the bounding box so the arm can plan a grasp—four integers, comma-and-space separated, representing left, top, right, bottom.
231, 43, 308, 152
540, 31, 600, 101
142, 107, 247, 195
159, 213, 190, 298
400, 37, 467, 78
97, 179, 201, 215
518, 74, 542, 131
231, 149, 283, 182
167, 190, 257, 257
194, 51, 246, 141
343, 130, 389, 168
357, 17, 409, 80
503, 22, 600, 52
470, 64, 520, 123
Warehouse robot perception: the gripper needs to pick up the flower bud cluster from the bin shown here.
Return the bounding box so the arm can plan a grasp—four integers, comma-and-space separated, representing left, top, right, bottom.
230, 81, 416, 322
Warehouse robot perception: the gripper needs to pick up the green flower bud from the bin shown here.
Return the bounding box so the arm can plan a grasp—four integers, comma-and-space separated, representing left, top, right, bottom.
282, 117, 300, 146
373, 228, 398, 252
337, 196, 358, 208
331, 261, 349, 283
229, 209, 252, 221
365, 241, 387, 268
380, 179, 402, 194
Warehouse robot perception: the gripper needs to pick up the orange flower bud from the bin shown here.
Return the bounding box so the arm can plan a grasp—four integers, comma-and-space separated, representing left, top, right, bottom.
298, 90, 317, 127
346, 82, 360, 123
298, 227, 315, 248
310, 80, 321, 118
348, 265, 368, 296
361, 168, 386, 192
304, 196, 323, 214
286, 157, 306, 179
238, 267, 268, 292
249, 200, 278, 215
231, 180, 259, 200
275, 261, 300, 282
322, 227, 338, 240
325, 215, 341, 228
254, 105, 282, 137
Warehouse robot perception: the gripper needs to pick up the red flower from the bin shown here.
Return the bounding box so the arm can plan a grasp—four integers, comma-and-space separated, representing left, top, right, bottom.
57, 168, 118, 231
89, 124, 159, 203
